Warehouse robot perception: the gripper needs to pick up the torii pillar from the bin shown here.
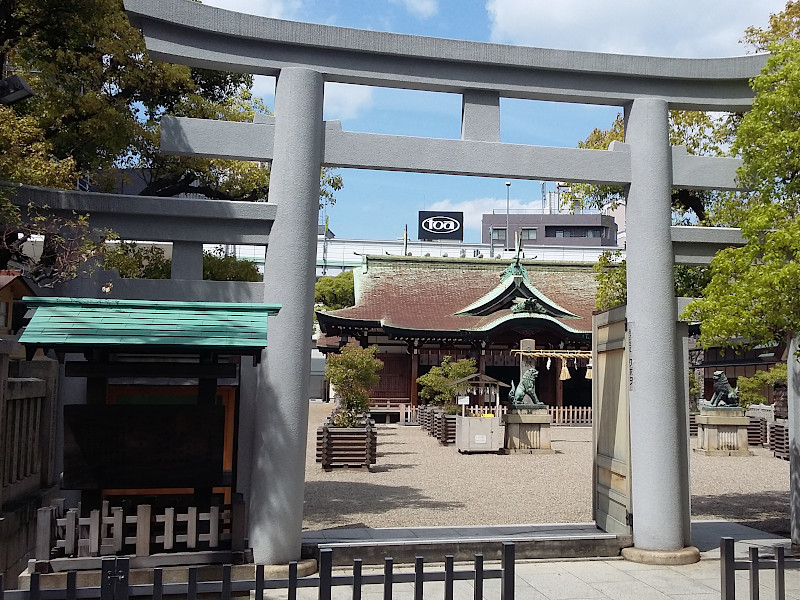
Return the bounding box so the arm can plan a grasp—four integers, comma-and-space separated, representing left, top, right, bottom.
623, 98, 696, 562
248, 68, 324, 564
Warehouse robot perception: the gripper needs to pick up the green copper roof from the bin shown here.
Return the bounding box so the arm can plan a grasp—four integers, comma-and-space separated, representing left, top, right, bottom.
19, 297, 280, 352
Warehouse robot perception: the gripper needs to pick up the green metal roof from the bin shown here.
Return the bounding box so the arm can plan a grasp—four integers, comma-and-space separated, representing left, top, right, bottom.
19, 297, 280, 353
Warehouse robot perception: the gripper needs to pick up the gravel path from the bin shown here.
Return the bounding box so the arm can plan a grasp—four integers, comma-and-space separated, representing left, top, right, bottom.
302, 402, 790, 535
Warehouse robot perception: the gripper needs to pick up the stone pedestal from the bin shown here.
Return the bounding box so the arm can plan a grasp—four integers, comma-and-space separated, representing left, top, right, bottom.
694, 407, 752, 456
503, 408, 555, 454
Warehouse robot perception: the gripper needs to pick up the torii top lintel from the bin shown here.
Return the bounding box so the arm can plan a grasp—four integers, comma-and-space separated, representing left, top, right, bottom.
124, 0, 766, 111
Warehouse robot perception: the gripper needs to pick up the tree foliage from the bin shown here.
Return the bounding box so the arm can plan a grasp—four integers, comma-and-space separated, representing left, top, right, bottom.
2, 0, 343, 202
684, 26, 800, 349
102, 241, 171, 279
593, 250, 710, 310
202, 246, 262, 282
416, 356, 477, 406
325, 345, 383, 426
0, 105, 110, 284
102, 242, 263, 281
315, 270, 355, 311
736, 363, 787, 408
561, 111, 738, 223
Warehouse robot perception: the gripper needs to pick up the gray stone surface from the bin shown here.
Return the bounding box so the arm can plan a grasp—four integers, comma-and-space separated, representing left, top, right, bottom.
624, 98, 689, 552
122, 0, 781, 561
7, 184, 275, 244
248, 68, 324, 565
124, 0, 765, 109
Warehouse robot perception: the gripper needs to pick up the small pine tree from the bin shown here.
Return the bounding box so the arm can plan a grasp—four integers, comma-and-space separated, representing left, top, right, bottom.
416, 356, 477, 406
325, 345, 383, 427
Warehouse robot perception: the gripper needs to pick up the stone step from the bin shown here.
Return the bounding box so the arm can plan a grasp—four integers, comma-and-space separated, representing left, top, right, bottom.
301, 525, 632, 566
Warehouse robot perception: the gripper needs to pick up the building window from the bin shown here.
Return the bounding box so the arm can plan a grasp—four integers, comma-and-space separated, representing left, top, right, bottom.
587, 228, 604, 238
520, 228, 537, 240
491, 228, 506, 241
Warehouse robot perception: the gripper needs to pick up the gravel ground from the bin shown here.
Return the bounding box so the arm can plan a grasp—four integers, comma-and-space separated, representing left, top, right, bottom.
302, 402, 790, 535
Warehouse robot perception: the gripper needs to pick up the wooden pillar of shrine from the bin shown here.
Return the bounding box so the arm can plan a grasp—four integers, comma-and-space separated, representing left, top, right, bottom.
410, 342, 419, 406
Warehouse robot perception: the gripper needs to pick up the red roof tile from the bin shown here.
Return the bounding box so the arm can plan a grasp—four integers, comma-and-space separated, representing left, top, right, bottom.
319, 256, 598, 334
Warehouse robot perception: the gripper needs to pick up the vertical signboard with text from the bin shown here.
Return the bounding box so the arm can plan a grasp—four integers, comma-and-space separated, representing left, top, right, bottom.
418, 211, 464, 241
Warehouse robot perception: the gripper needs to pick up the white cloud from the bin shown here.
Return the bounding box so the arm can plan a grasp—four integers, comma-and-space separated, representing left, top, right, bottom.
390, 0, 438, 19
324, 83, 375, 121
485, 0, 784, 57
202, 0, 303, 19
429, 198, 544, 232
251, 76, 276, 108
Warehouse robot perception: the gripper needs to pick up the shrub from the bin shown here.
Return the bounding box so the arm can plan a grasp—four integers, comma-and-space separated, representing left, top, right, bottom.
325, 345, 383, 426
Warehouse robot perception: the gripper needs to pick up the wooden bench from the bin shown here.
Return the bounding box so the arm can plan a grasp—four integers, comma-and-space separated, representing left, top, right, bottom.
368, 398, 410, 423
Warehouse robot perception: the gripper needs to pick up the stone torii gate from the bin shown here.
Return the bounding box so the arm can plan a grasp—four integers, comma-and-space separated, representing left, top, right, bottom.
125, 0, 773, 564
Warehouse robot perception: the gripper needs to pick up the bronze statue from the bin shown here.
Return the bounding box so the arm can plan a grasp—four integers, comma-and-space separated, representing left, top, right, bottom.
709, 370, 739, 407
508, 367, 543, 406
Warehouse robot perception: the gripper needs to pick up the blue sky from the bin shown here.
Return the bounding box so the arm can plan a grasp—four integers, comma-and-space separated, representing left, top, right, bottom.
204, 0, 786, 243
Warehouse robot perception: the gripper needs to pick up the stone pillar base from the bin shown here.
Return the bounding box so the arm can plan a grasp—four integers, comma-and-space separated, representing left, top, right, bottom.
502, 408, 555, 454
694, 407, 752, 456
621, 546, 700, 565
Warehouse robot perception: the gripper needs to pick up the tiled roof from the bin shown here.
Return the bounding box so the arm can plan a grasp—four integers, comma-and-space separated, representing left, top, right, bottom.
317, 256, 597, 336
20, 297, 281, 353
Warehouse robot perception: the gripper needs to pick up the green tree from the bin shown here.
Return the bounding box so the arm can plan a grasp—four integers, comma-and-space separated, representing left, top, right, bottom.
416, 356, 477, 406
562, 111, 738, 223
102, 243, 263, 281
202, 247, 262, 282
593, 250, 710, 310
2, 0, 343, 202
102, 241, 171, 279
736, 364, 788, 409
325, 345, 384, 427
315, 270, 355, 311
0, 107, 109, 284
684, 36, 800, 352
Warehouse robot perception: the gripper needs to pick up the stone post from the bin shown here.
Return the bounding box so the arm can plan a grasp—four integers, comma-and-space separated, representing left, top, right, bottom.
248, 68, 324, 564
623, 98, 694, 558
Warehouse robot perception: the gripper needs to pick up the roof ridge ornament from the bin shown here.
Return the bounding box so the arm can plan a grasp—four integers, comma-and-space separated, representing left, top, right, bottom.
500, 236, 531, 284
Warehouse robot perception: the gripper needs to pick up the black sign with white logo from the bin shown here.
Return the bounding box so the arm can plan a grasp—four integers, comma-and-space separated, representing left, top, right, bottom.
418, 211, 464, 241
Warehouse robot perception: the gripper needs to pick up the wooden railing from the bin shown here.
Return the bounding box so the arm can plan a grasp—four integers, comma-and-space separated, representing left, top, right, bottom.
548, 405, 592, 425
1, 378, 48, 508
466, 405, 507, 417
36, 497, 245, 561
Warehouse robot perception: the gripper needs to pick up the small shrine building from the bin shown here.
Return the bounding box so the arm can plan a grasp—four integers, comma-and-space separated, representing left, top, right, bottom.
316, 254, 598, 408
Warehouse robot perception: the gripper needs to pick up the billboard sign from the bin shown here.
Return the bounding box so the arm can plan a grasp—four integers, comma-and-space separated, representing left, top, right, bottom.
418, 211, 464, 241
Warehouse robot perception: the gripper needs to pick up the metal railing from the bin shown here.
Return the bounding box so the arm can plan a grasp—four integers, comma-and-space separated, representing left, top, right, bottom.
720, 537, 799, 600
2, 542, 518, 600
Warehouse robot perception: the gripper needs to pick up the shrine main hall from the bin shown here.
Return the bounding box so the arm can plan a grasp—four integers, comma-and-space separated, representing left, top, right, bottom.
316, 254, 597, 408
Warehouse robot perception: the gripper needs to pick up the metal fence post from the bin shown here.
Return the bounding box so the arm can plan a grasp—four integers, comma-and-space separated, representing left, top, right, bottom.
501, 542, 515, 600
720, 537, 735, 600
288, 561, 297, 600
28, 572, 40, 600
774, 545, 785, 600
353, 558, 363, 600
473, 554, 483, 600
749, 546, 759, 600
66, 570, 77, 600
318, 549, 333, 600
222, 564, 232, 600
414, 556, 424, 600
255, 564, 264, 600
444, 555, 454, 600
101, 557, 115, 600
187, 566, 197, 600
383, 557, 393, 600
114, 558, 129, 600
152, 568, 162, 600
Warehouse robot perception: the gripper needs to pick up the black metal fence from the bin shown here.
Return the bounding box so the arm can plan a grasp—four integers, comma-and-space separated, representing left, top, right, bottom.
720, 536, 800, 600
1, 542, 517, 600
